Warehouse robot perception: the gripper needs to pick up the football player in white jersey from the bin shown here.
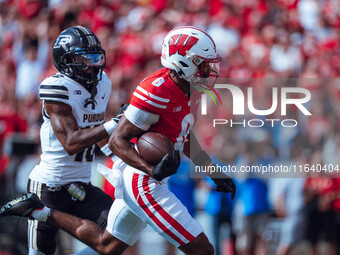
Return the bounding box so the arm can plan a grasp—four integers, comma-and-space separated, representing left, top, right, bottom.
23, 26, 120, 255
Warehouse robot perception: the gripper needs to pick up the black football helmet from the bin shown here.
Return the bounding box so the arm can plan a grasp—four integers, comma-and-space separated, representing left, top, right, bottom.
52, 26, 106, 88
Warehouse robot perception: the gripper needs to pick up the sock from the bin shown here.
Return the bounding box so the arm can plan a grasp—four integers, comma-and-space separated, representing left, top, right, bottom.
31, 206, 51, 222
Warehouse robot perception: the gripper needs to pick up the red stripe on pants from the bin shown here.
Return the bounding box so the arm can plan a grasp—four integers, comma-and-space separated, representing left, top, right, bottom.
142, 175, 195, 242
132, 173, 185, 246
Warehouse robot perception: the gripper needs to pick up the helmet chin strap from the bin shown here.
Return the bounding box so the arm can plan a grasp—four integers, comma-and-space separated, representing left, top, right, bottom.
189, 82, 201, 90
78, 68, 99, 89
172, 66, 209, 91
84, 85, 98, 110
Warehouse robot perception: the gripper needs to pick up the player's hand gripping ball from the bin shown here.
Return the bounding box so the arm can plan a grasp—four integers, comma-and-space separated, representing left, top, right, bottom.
137, 132, 180, 181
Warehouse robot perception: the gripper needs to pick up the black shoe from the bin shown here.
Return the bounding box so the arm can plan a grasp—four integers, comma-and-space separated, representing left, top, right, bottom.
0, 193, 44, 219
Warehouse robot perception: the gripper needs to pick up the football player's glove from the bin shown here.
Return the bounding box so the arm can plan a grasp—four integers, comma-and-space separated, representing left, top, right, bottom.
113, 103, 129, 124
210, 164, 236, 199
152, 150, 180, 181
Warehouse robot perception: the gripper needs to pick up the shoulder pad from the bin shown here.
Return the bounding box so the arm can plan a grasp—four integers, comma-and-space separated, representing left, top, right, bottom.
39, 74, 69, 101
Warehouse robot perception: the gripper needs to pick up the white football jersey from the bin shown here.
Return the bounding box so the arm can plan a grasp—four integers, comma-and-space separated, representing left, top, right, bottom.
29, 72, 111, 185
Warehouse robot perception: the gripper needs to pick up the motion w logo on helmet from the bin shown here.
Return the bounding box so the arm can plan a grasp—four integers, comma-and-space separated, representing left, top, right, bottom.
168, 34, 199, 56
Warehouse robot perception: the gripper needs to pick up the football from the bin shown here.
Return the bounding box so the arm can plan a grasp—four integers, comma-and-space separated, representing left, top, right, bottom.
137, 132, 174, 166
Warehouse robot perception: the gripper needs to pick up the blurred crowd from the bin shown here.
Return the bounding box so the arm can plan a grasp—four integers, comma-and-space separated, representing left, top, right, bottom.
0, 0, 339, 254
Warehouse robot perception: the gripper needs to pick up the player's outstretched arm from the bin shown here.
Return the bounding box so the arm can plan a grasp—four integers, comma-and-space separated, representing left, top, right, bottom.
97, 103, 130, 158
45, 101, 116, 155
109, 115, 154, 176
183, 132, 213, 173
183, 132, 212, 166
184, 131, 236, 199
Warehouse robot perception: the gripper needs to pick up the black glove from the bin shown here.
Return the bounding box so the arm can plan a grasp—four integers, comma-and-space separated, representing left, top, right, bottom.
152, 150, 180, 181
113, 103, 129, 123
210, 167, 236, 199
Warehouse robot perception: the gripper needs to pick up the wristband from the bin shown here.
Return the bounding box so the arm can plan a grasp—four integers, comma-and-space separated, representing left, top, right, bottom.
100, 144, 113, 156
103, 119, 117, 135
192, 150, 211, 166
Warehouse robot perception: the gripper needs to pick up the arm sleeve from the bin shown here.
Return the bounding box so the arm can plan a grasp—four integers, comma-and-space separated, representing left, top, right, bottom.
124, 105, 160, 131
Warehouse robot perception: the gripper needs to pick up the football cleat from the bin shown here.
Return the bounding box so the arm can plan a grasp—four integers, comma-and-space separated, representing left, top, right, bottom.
0, 193, 44, 219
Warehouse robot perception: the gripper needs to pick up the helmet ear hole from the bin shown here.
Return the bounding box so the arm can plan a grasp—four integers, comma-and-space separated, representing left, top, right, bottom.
59, 54, 74, 75
59, 62, 73, 76
177, 69, 185, 78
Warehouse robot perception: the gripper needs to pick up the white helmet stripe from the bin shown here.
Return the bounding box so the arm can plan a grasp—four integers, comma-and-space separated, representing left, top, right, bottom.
174, 34, 181, 45
87, 36, 96, 47
183, 36, 190, 47
77, 26, 92, 35
77, 26, 97, 46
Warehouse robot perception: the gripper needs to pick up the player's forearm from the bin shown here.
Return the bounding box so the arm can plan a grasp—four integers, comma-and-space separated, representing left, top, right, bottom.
109, 136, 153, 175
184, 132, 215, 178
62, 126, 109, 155
184, 132, 212, 165
97, 137, 115, 157
97, 136, 110, 148
48, 100, 117, 155
183, 132, 204, 158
